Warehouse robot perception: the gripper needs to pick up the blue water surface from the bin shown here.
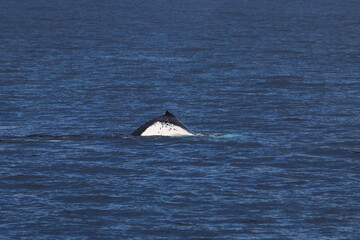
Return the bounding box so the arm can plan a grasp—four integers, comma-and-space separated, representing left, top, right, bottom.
1, 0, 360, 239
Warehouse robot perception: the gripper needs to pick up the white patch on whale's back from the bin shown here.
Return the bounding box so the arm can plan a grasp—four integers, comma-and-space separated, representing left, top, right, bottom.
141, 122, 193, 136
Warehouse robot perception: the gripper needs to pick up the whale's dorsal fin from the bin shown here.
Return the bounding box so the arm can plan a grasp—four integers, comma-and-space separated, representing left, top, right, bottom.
164, 110, 174, 117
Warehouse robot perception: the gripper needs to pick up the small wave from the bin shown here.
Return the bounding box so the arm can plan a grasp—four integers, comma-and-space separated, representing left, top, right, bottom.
0, 126, 18, 130
0, 134, 128, 141
199, 133, 246, 139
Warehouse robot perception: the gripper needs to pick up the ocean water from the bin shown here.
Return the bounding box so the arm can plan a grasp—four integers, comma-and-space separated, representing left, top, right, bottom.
1, 0, 360, 239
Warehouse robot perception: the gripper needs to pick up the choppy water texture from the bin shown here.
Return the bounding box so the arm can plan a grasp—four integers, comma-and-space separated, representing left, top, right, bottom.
1, 0, 360, 239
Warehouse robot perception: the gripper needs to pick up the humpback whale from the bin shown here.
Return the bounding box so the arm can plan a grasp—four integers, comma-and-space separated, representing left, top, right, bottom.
131, 111, 194, 136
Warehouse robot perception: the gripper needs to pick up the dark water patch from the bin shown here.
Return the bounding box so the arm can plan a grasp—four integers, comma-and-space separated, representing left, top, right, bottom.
327, 140, 360, 148
351, 151, 360, 157
2, 182, 49, 190
1, 174, 48, 181
281, 117, 304, 122
54, 195, 133, 204
173, 47, 212, 53
26, 134, 128, 140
